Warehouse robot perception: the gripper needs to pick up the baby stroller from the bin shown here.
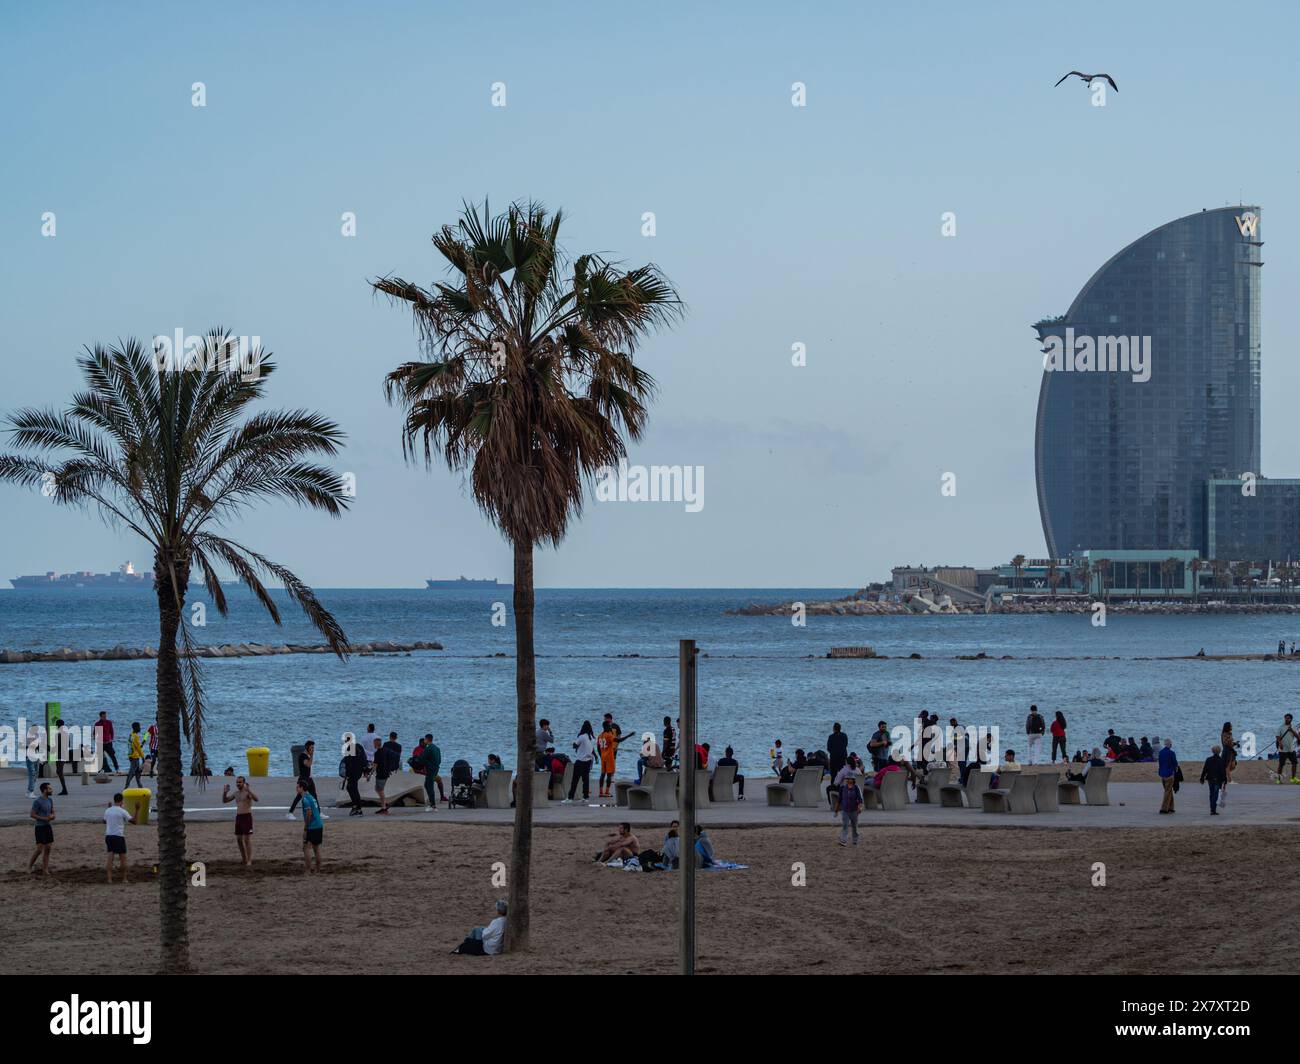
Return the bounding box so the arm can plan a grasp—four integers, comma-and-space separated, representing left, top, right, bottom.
448, 759, 476, 810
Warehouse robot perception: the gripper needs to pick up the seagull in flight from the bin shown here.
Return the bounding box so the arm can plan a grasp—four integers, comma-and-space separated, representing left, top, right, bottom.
1055, 71, 1118, 92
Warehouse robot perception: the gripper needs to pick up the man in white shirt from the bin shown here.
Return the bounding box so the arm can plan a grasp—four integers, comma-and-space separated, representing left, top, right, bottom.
104, 792, 137, 884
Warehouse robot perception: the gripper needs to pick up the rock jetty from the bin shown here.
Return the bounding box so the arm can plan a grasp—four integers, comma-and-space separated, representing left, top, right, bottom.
728, 594, 1300, 617
0, 640, 443, 665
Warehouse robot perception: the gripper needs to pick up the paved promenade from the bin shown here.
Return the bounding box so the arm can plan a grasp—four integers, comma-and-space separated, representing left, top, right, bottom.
4, 767, 1298, 829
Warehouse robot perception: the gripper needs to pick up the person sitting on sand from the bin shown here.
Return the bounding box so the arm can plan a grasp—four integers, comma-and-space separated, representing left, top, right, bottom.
694, 825, 716, 868
662, 820, 681, 868
453, 900, 508, 956
596, 822, 640, 864
1138, 737, 1155, 762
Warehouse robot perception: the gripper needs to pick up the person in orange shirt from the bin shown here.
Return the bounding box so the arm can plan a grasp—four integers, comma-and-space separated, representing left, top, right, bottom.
597, 721, 635, 798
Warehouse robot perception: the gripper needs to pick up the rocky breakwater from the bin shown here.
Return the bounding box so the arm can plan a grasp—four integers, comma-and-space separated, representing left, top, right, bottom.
0, 639, 443, 665
729, 593, 968, 616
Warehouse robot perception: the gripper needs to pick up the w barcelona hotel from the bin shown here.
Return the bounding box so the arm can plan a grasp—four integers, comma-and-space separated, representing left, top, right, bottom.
1032, 205, 1300, 597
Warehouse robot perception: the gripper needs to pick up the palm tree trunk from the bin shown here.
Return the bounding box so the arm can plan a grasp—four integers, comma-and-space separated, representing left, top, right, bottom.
507, 538, 536, 950
154, 556, 190, 974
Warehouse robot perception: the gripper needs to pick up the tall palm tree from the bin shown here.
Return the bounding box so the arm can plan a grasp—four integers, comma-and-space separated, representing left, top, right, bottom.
1189, 557, 1203, 602
1162, 557, 1179, 598
1046, 562, 1060, 598
1095, 558, 1112, 603
0, 334, 350, 973
1212, 558, 1228, 595
1075, 558, 1091, 597
374, 200, 683, 949
1011, 554, 1026, 594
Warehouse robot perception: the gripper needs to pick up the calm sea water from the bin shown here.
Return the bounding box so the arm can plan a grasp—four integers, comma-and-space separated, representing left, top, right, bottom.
0, 587, 1294, 776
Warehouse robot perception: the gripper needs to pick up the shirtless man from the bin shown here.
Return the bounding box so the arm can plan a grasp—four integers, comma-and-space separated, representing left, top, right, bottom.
595, 822, 640, 864
222, 775, 260, 865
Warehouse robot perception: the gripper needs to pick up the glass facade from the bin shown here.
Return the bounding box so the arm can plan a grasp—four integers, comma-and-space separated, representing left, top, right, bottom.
1206, 478, 1300, 561
1034, 207, 1262, 556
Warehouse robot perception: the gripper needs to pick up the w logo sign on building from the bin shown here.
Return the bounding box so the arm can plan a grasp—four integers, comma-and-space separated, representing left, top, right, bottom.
1236, 212, 1259, 237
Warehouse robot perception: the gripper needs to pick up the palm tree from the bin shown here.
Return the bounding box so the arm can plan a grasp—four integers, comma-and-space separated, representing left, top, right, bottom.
1212, 558, 1228, 595
0, 334, 350, 973
1046, 562, 1060, 598
1095, 558, 1112, 603
1074, 558, 1091, 597
1233, 561, 1252, 601
373, 200, 683, 949
1189, 557, 1203, 602
1011, 554, 1026, 594
1162, 557, 1180, 598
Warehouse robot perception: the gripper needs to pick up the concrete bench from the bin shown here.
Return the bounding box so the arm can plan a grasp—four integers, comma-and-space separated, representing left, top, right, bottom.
709, 763, 737, 802
616, 767, 659, 807
628, 771, 677, 811
981, 772, 1036, 814
863, 768, 907, 810
916, 765, 949, 804
1033, 770, 1060, 812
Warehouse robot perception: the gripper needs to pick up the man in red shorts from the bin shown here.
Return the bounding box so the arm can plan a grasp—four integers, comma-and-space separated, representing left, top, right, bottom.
222, 775, 260, 865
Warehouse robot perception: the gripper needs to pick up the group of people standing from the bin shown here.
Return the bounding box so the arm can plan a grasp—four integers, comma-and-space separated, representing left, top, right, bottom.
24, 713, 160, 798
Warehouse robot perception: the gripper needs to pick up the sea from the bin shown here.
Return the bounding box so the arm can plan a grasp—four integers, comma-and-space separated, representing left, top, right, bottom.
0, 587, 1294, 777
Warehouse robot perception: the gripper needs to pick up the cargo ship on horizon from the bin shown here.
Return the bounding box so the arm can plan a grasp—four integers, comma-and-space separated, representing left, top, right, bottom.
426, 576, 508, 590
9, 561, 154, 590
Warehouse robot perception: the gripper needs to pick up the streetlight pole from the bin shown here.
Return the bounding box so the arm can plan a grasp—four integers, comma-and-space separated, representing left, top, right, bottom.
678, 638, 697, 976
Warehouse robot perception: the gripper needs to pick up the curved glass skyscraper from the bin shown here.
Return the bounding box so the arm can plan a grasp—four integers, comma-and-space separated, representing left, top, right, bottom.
1034, 206, 1262, 557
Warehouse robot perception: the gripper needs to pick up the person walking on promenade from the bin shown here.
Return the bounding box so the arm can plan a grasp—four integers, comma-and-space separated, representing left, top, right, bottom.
1050, 711, 1068, 763
1216, 723, 1237, 806
29, 782, 55, 874
1199, 745, 1227, 815
1025, 705, 1046, 765
124, 722, 145, 789
372, 737, 392, 814
145, 720, 159, 777
222, 775, 260, 863
288, 740, 318, 818
417, 735, 442, 811
838, 774, 864, 846
25, 720, 42, 798
1158, 738, 1179, 814
94, 711, 120, 774
343, 734, 369, 816
827, 722, 848, 777
565, 721, 597, 803
1277, 713, 1300, 783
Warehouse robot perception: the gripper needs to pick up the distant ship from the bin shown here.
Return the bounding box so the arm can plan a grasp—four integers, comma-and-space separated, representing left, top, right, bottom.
426, 576, 507, 590
10, 561, 155, 590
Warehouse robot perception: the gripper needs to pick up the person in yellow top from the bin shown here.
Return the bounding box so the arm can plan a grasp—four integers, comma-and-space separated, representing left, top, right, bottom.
124, 721, 145, 789
597, 721, 635, 798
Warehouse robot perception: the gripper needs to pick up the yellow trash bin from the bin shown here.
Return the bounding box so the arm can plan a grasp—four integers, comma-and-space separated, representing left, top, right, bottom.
123, 787, 151, 825
246, 747, 270, 777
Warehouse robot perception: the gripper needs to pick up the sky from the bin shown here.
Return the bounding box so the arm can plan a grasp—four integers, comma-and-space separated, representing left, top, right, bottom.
1, 0, 1298, 588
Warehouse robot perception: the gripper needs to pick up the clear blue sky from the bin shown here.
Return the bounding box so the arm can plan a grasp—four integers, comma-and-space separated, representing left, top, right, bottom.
1, 0, 1297, 587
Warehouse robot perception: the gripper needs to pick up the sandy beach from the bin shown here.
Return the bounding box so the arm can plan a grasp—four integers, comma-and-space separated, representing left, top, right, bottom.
5, 815, 1297, 975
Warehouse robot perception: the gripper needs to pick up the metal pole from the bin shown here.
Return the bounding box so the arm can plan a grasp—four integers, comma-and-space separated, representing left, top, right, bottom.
679, 638, 697, 976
